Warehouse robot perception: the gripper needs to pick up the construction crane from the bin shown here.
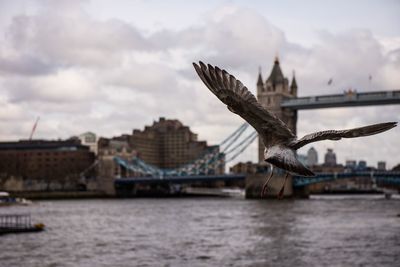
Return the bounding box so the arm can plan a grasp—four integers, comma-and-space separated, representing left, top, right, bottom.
29, 117, 40, 140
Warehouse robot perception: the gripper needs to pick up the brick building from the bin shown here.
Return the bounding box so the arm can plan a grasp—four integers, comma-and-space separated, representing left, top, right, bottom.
0, 140, 95, 191
101, 117, 223, 172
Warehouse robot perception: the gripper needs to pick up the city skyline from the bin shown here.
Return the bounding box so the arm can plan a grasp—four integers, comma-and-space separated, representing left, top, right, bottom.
0, 0, 399, 168
300, 146, 389, 170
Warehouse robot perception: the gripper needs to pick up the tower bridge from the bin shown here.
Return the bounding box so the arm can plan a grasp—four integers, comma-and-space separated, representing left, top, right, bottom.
109, 58, 400, 198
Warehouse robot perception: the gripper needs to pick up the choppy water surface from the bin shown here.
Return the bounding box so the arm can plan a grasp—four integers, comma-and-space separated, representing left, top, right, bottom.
1, 197, 399, 267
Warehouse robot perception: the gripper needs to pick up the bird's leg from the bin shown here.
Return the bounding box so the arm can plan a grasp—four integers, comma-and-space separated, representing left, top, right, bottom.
261, 166, 274, 197
277, 172, 289, 199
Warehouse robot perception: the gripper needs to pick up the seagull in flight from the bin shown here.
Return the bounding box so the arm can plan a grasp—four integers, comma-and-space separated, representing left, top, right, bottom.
193, 61, 397, 198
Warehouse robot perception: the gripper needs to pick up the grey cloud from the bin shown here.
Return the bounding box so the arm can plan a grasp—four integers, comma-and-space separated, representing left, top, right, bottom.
5, 11, 153, 69
283, 30, 388, 96
0, 54, 54, 76
387, 48, 400, 62
104, 62, 180, 93
3, 69, 97, 104
146, 7, 285, 72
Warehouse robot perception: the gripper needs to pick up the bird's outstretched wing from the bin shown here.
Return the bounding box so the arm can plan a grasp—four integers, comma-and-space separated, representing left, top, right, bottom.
290, 122, 397, 149
193, 61, 295, 146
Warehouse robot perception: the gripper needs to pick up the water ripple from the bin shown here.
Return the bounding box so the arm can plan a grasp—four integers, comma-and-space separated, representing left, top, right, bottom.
1, 197, 399, 266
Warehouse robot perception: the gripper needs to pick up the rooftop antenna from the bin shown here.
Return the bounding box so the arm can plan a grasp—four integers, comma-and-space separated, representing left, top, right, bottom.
29, 116, 40, 140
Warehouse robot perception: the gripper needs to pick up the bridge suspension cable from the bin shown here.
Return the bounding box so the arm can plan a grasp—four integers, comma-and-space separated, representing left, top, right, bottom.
219, 122, 248, 147
225, 131, 258, 163
224, 131, 257, 155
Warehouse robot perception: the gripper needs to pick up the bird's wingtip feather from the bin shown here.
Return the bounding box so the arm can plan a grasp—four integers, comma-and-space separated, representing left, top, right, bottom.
192, 62, 202, 75
198, 61, 205, 67
385, 121, 397, 129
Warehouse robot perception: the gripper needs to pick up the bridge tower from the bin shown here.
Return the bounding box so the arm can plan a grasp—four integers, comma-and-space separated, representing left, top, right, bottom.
257, 57, 298, 163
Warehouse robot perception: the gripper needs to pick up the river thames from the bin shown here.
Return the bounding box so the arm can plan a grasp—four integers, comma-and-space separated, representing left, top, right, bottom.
1, 197, 399, 267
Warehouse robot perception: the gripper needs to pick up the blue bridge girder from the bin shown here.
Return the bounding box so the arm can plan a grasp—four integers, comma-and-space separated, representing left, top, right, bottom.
281, 90, 400, 110
114, 174, 246, 185
293, 171, 400, 187
113, 172, 400, 188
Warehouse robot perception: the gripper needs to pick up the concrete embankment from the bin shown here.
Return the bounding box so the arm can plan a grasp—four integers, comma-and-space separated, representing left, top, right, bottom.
10, 191, 111, 200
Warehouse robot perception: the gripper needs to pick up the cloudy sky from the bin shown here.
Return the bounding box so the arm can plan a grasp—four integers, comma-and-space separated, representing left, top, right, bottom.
0, 0, 399, 168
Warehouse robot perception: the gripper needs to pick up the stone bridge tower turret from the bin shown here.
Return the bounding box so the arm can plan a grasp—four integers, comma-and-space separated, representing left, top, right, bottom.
257, 58, 298, 163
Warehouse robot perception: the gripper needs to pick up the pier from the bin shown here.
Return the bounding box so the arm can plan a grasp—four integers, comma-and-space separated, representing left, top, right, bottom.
0, 214, 44, 235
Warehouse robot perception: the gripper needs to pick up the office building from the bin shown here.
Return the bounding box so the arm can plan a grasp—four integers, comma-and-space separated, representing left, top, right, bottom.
306, 147, 318, 167
324, 148, 337, 167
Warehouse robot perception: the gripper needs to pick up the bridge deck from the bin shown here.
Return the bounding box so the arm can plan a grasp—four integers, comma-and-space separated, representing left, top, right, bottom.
114, 174, 246, 185
114, 172, 400, 187
281, 90, 400, 110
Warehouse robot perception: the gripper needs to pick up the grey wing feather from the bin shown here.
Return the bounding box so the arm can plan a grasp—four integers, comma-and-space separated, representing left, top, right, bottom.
193, 61, 295, 146
290, 122, 397, 150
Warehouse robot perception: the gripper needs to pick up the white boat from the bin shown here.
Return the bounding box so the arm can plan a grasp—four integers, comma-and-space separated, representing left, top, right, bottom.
0, 192, 33, 206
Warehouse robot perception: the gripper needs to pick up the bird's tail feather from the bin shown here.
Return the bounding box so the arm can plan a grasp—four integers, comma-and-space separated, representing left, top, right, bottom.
265, 146, 315, 177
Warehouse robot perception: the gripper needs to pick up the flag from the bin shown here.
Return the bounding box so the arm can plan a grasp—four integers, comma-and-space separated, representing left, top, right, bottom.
327, 78, 333, 85
368, 74, 372, 81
